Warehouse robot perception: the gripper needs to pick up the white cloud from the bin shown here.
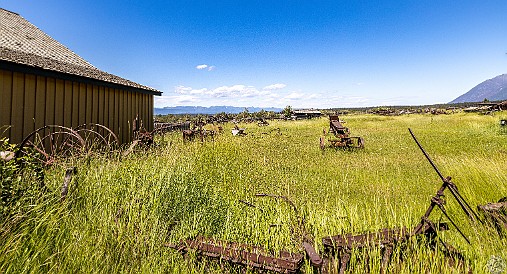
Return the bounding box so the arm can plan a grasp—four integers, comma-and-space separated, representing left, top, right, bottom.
175, 85, 193, 93
174, 84, 274, 98
196, 64, 216, 71
263, 83, 286, 90
154, 95, 199, 107
159, 83, 328, 108
284, 92, 305, 100
175, 85, 208, 95
174, 95, 198, 104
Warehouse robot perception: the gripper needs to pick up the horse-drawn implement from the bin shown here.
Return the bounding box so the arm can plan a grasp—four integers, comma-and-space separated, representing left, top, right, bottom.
320, 115, 364, 149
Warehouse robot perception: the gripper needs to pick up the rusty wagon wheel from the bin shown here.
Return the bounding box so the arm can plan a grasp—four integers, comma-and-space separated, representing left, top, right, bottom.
15, 125, 86, 166
357, 137, 365, 149
74, 123, 119, 152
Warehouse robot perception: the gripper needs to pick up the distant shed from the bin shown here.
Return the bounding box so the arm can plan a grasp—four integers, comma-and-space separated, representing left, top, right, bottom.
293, 109, 322, 119
0, 8, 161, 145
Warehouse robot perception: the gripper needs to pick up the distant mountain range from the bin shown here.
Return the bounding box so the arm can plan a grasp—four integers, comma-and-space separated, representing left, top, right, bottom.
450, 74, 507, 103
154, 106, 283, 115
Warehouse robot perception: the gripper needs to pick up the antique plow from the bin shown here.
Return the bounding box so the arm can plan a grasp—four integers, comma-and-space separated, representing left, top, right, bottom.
168, 193, 322, 273
167, 236, 304, 273
321, 129, 477, 273
320, 115, 364, 149
322, 223, 450, 274
181, 121, 218, 142
408, 128, 481, 225
257, 119, 269, 127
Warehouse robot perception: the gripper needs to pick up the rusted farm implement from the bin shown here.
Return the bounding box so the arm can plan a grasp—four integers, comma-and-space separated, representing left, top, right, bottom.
74, 123, 119, 152
257, 119, 269, 127
13, 124, 119, 166
232, 124, 247, 136
168, 193, 322, 273
123, 120, 219, 157
181, 121, 219, 142
320, 115, 364, 149
168, 129, 483, 273
167, 236, 305, 273
322, 128, 479, 273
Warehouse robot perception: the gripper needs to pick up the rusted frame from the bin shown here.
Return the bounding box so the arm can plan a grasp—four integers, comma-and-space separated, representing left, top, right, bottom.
408, 128, 481, 224
181, 122, 217, 142
321, 115, 364, 149
321, 130, 477, 273
61, 166, 77, 201
478, 198, 507, 236
322, 222, 449, 274
168, 237, 304, 273
168, 194, 322, 273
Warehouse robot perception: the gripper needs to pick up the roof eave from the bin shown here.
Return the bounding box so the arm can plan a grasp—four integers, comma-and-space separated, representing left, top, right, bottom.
0, 60, 162, 96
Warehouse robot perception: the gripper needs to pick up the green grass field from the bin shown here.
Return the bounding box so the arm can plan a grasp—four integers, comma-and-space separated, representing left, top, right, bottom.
1, 112, 507, 273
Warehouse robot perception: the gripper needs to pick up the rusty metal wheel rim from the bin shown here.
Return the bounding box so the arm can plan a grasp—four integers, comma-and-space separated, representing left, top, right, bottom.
15, 125, 86, 166
74, 123, 119, 152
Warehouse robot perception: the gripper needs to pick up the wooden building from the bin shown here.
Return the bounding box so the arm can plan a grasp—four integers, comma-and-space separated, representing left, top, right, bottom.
0, 8, 161, 145
292, 109, 322, 119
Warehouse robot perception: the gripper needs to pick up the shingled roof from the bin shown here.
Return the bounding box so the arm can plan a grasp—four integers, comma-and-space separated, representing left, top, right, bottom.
0, 8, 161, 95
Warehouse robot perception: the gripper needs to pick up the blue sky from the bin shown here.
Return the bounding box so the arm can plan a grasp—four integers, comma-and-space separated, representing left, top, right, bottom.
2, 1, 507, 108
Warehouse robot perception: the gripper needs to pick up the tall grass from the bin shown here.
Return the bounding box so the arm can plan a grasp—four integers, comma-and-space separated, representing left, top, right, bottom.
1, 112, 506, 273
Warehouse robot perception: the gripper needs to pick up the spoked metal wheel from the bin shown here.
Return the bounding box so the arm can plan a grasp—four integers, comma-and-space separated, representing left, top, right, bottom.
74, 123, 119, 153
348, 136, 365, 149
15, 125, 86, 166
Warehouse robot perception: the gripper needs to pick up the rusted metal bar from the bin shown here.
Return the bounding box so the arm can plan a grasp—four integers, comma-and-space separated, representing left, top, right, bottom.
303, 241, 323, 268
408, 128, 446, 181
408, 128, 481, 223
168, 237, 304, 273
323, 223, 448, 250
238, 199, 263, 212
380, 244, 393, 274
324, 227, 407, 250
323, 222, 449, 273
61, 167, 77, 201
431, 196, 470, 244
